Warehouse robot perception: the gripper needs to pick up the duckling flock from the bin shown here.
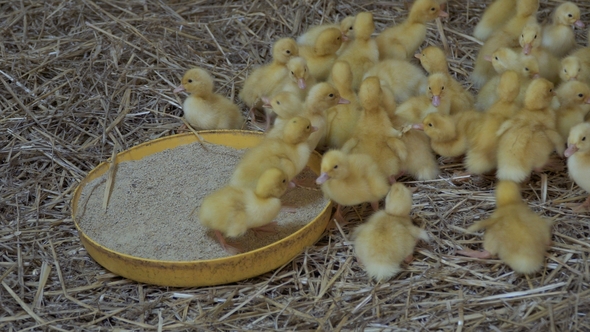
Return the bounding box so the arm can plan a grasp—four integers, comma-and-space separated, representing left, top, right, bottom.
174, 0, 590, 281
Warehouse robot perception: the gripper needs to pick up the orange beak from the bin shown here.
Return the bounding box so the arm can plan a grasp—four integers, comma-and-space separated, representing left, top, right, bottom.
173, 85, 186, 93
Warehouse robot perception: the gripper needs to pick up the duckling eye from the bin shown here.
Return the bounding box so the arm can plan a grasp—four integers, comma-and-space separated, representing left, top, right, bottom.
441, 86, 445, 90
188, 79, 193, 83
291, 71, 294, 75
349, 26, 353, 30
276, 101, 281, 105
564, 69, 568, 73
428, 87, 431, 90
428, 123, 433, 127
334, 165, 338, 169
549, 89, 553, 93
286, 50, 291, 54
534, 34, 537, 39
282, 179, 286, 183
579, 93, 584, 98
583, 137, 586, 141
525, 67, 529, 71
329, 93, 334, 97
568, 14, 573, 18
430, 7, 435, 11
495, 56, 499, 60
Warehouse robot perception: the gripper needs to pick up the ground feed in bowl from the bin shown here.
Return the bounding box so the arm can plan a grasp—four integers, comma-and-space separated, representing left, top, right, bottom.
76, 141, 329, 261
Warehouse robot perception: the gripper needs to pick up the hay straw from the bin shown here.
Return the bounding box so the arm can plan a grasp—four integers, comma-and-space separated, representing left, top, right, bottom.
1, 0, 590, 330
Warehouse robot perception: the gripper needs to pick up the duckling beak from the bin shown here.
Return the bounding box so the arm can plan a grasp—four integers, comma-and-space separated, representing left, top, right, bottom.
432, 95, 441, 107
342, 34, 349, 42
173, 85, 186, 93
585, 97, 590, 104
564, 144, 578, 158
412, 123, 424, 131
297, 78, 306, 90
522, 43, 532, 56
288, 181, 297, 189
338, 97, 350, 104
414, 53, 422, 60
315, 172, 329, 185
438, 10, 448, 18
533, 73, 541, 79
575, 20, 585, 28
261, 96, 272, 108
311, 126, 319, 132
484, 55, 492, 62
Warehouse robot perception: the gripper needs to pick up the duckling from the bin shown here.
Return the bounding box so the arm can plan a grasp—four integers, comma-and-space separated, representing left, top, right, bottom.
415, 111, 483, 158
230, 116, 316, 190
173, 67, 245, 130
298, 27, 343, 82
280, 56, 316, 102
560, 50, 590, 85
316, 150, 389, 224
376, 0, 448, 60
565, 122, 590, 212
297, 16, 355, 48
518, 22, 560, 85
457, 180, 553, 274
342, 77, 407, 182
396, 73, 451, 124
302, 82, 349, 150
541, 2, 584, 58
466, 71, 521, 174
352, 183, 428, 281
555, 81, 590, 140
476, 47, 539, 111
324, 61, 362, 149
496, 78, 564, 182
471, 0, 539, 88
263, 92, 303, 137
199, 167, 291, 255
240, 38, 299, 128
473, 0, 517, 42
337, 12, 379, 90
363, 59, 428, 104
415, 46, 474, 114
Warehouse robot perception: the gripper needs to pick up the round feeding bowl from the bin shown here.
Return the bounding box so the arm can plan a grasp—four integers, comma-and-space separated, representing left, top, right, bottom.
71, 130, 332, 287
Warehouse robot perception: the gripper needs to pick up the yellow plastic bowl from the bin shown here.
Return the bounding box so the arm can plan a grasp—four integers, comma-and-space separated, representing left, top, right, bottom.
71, 130, 331, 287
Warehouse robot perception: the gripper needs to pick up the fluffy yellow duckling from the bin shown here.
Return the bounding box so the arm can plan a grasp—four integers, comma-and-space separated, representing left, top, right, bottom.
414, 111, 482, 158
519, 22, 560, 85
279, 56, 316, 103
298, 27, 343, 82
556, 81, 590, 141
324, 61, 362, 149
471, 0, 539, 88
231, 116, 316, 190
352, 183, 428, 281
473, 0, 516, 41
302, 82, 349, 151
415, 46, 474, 114
173, 67, 245, 130
395, 73, 451, 124
541, 2, 584, 58
476, 47, 538, 111
263, 92, 303, 137
363, 59, 428, 104
337, 12, 379, 90
297, 16, 355, 48
240, 38, 299, 128
496, 78, 564, 182
376, 0, 448, 60
199, 167, 291, 255
466, 71, 521, 174
458, 181, 553, 274
560, 50, 590, 85
342, 77, 407, 182
565, 122, 590, 212
316, 150, 389, 224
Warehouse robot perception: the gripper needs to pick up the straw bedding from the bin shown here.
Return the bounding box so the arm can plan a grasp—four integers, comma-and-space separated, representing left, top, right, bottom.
1, 0, 590, 330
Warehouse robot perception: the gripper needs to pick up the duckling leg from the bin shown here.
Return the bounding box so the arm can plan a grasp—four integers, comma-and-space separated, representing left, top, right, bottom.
214, 230, 242, 255
251, 221, 278, 235
572, 196, 590, 212
456, 248, 492, 259
403, 254, 414, 264
333, 204, 347, 225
